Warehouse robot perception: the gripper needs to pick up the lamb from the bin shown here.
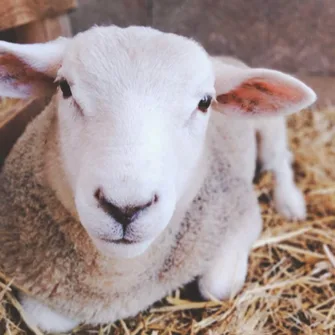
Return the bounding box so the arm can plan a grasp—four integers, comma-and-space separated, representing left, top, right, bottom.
0, 25, 316, 333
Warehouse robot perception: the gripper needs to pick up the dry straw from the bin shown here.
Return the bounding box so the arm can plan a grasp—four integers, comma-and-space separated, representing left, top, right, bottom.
0, 104, 334, 334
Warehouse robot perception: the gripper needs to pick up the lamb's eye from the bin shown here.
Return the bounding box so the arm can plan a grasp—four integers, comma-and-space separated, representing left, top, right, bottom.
59, 80, 72, 99
198, 95, 212, 113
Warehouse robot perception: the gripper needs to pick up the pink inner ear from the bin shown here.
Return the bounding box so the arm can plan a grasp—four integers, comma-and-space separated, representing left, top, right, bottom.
0, 54, 49, 86
217, 77, 305, 114
0, 53, 56, 96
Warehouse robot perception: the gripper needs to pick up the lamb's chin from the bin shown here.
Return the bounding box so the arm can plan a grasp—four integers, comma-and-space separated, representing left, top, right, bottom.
92, 237, 153, 259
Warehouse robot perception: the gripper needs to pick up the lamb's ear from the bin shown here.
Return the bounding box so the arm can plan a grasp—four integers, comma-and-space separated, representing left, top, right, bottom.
0, 37, 69, 98
213, 63, 317, 117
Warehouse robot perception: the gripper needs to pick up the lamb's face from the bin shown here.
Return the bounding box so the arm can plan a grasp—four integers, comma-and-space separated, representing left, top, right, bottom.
57, 26, 215, 258
1, 26, 315, 259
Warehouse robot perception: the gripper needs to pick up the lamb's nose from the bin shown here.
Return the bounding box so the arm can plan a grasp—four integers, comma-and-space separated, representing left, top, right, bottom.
94, 188, 158, 228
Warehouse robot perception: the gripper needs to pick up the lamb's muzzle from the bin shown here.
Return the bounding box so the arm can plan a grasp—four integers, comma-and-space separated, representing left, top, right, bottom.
94, 187, 159, 234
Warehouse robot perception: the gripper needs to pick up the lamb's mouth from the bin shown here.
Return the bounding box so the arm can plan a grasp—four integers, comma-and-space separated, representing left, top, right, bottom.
100, 237, 139, 245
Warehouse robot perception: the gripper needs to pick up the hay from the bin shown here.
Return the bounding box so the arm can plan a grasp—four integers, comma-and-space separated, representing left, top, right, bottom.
0, 106, 334, 335
0, 98, 20, 126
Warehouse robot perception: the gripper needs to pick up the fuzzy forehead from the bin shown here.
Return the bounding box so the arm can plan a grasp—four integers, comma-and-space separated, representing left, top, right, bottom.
60, 26, 214, 97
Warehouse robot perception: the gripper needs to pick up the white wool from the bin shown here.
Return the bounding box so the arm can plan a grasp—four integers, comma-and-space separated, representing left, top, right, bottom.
0, 25, 316, 332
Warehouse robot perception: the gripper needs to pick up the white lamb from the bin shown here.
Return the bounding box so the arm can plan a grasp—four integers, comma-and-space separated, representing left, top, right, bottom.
0, 25, 316, 333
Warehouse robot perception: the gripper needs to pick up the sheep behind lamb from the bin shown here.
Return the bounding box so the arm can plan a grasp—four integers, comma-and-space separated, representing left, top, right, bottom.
0, 25, 316, 333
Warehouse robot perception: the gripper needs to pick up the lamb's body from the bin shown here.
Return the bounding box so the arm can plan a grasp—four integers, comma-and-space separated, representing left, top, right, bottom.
0, 95, 259, 325
0, 26, 316, 332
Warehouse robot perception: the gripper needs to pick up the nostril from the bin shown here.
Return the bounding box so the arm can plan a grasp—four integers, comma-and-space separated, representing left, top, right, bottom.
94, 188, 159, 227
94, 188, 104, 202
153, 193, 159, 204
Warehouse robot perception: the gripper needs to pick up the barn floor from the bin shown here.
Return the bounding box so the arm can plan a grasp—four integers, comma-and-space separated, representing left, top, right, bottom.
0, 76, 334, 335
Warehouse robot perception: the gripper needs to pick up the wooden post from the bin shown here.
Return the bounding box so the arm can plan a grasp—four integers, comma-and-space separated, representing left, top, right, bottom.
0, 0, 76, 32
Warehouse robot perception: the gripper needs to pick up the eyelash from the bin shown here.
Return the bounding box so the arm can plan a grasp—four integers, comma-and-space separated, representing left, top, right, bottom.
71, 99, 84, 116
56, 79, 84, 116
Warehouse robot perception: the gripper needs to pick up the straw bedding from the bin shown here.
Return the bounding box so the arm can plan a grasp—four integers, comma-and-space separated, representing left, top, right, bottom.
0, 104, 334, 335
0, 98, 20, 125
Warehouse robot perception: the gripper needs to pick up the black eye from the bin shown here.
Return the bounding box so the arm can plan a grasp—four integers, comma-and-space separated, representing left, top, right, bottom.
59, 79, 72, 99
198, 95, 212, 113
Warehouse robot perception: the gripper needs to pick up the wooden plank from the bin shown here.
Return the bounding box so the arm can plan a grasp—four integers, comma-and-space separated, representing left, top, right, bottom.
0, 0, 77, 32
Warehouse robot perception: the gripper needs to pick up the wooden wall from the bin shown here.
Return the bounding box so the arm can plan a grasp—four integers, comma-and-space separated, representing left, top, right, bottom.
69, 0, 335, 75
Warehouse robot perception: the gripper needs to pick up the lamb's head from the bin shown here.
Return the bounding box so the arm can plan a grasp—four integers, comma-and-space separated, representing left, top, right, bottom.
0, 26, 316, 259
